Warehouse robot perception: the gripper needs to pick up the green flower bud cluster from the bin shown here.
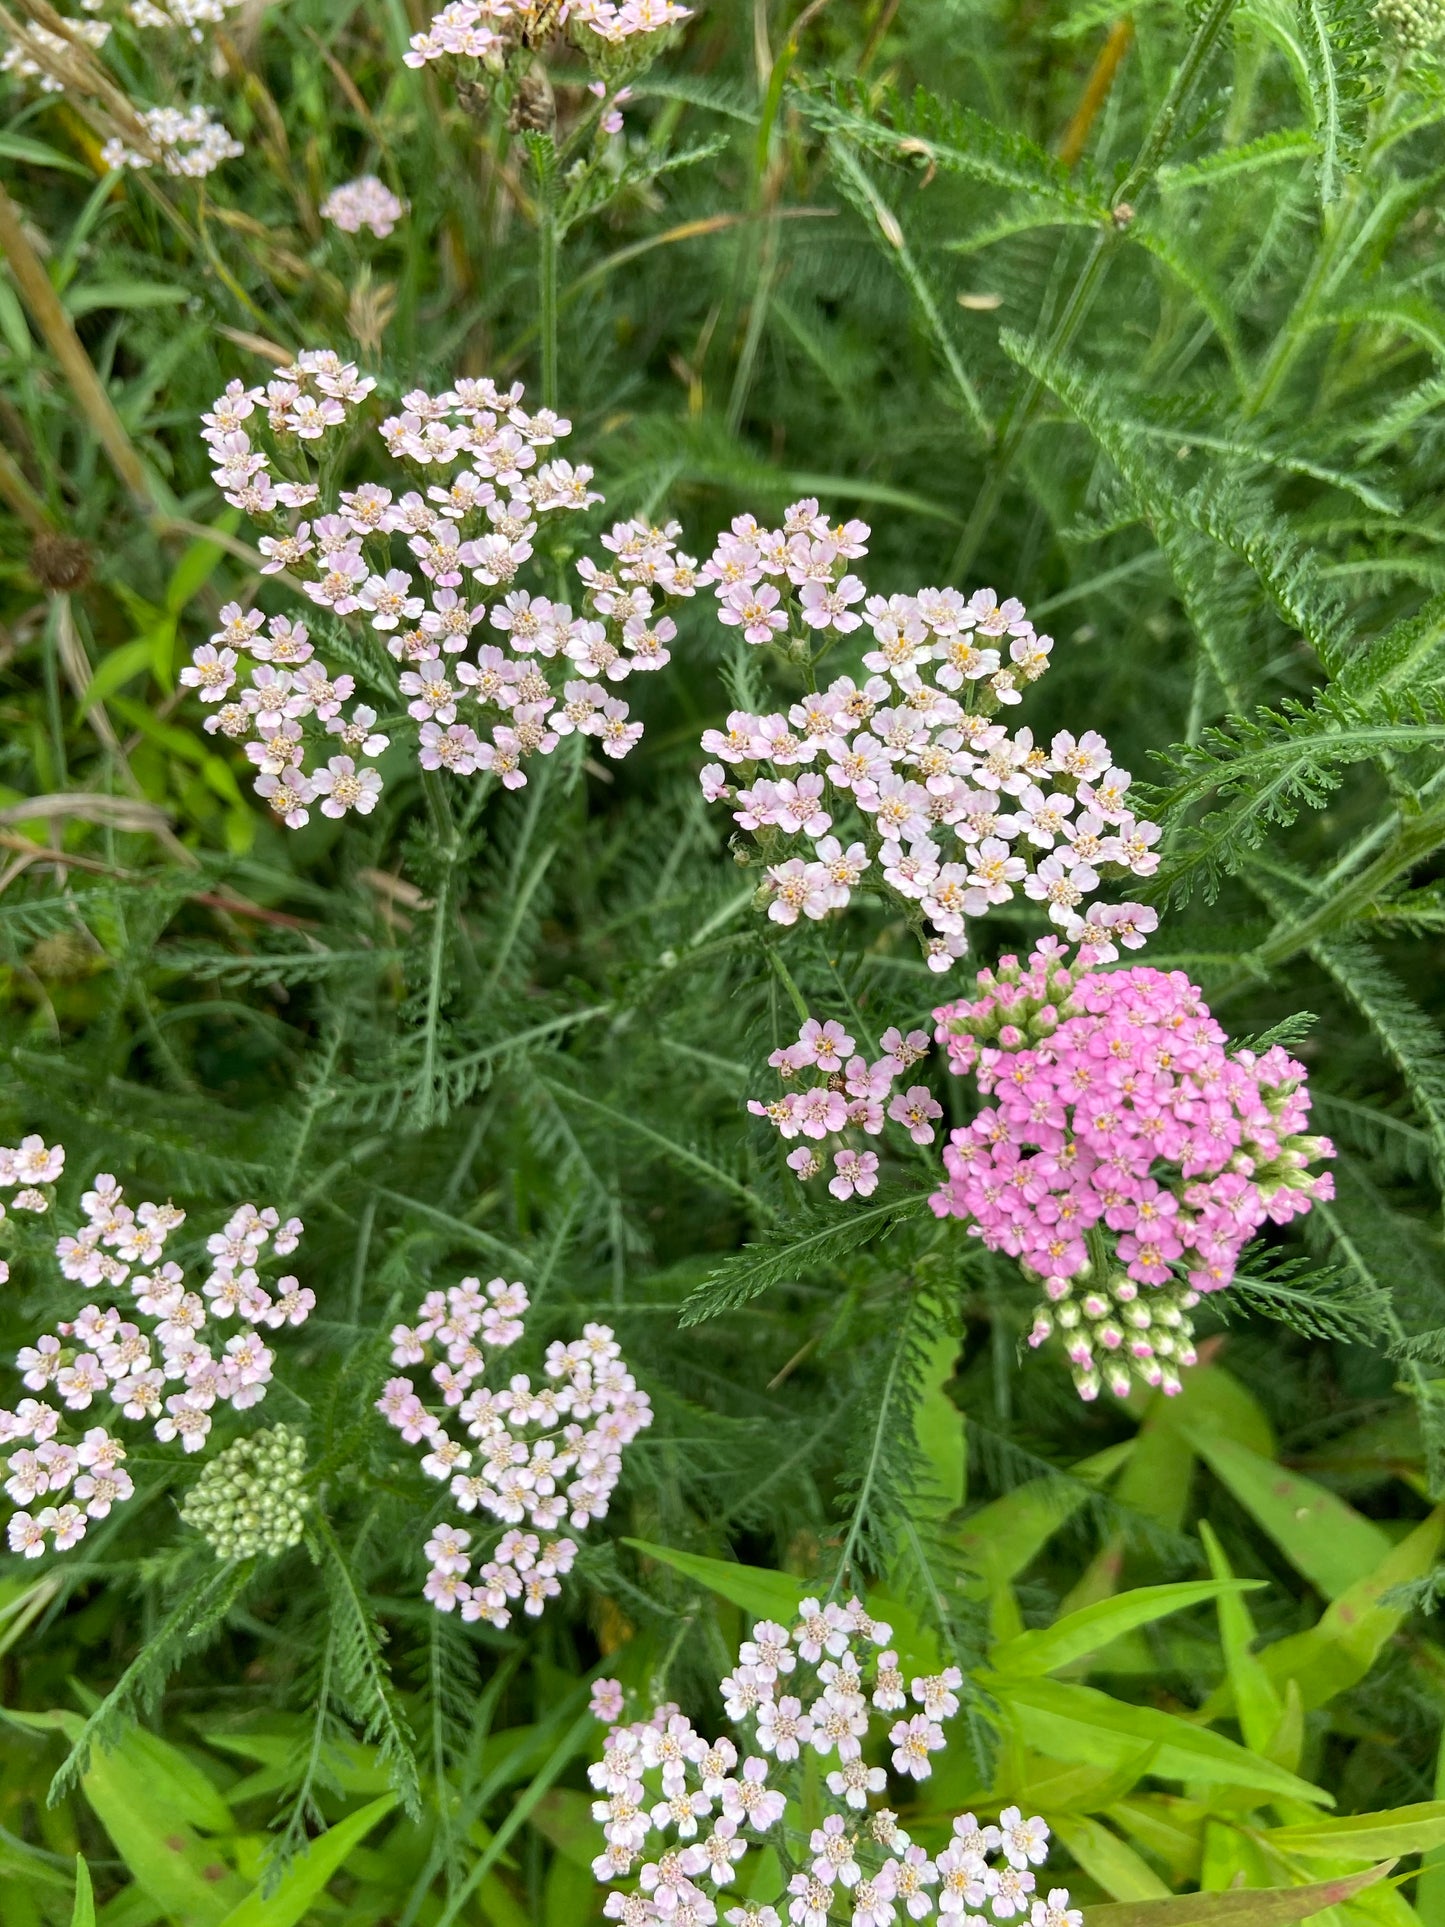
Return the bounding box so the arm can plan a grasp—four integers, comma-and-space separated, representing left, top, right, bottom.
1375, 0, 1445, 49
181, 1425, 310, 1559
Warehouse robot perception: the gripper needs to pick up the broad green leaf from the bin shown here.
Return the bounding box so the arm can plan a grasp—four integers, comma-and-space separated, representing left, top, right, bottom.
116, 1726, 235, 1834
78, 637, 159, 716
70, 1859, 95, 1927
213, 1794, 395, 1927
1117, 1366, 1273, 1534
912, 1330, 964, 1518
1083, 1860, 1393, 1927
988, 1676, 1330, 1805
622, 1540, 802, 1620
64, 282, 191, 318
1420, 1727, 1445, 1924
1110, 1795, 1208, 1887
0, 1573, 61, 1658
990, 1581, 1261, 1679
1187, 1431, 1390, 1599
166, 513, 240, 616
1048, 1813, 1170, 1901
82, 1743, 247, 1922
1252, 1509, 1445, 1710
0, 133, 91, 176
1200, 1521, 1282, 1753
1262, 1801, 1445, 1861
951, 1442, 1133, 1591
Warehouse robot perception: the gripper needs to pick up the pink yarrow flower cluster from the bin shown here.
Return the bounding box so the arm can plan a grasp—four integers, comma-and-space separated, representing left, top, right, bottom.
191, 358, 691, 826
404, 0, 690, 69
697, 500, 1160, 974
376, 1276, 651, 1626
589, 1603, 1076, 1927
930, 941, 1337, 1400
320, 174, 408, 238
748, 1018, 939, 1201
3, 1143, 312, 1561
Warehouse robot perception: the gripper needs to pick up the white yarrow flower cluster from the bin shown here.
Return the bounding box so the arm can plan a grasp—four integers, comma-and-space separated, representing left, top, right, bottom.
1, 20, 111, 92
321, 175, 409, 239
2, 1141, 312, 1562
377, 1276, 652, 1626
101, 103, 242, 176
589, 1604, 1079, 1927
698, 500, 1160, 974
124, 0, 242, 35
404, 0, 691, 71
748, 1018, 939, 1202
190, 356, 693, 827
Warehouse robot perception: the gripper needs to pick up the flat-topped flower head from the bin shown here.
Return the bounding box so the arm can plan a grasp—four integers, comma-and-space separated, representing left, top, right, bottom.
188, 363, 688, 830
695, 500, 1161, 974
589, 1611, 1068, 1927
377, 1274, 651, 1626
1, 1145, 312, 1562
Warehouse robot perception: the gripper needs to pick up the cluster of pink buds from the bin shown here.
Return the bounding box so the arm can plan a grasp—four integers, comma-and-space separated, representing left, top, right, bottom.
747, 1019, 939, 1201
589, 1602, 1078, 1927
696, 500, 1160, 973
929, 941, 1336, 1400
320, 174, 408, 238
376, 1275, 651, 1626
2, 1143, 312, 1559
188, 357, 693, 827
404, 0, 691, 70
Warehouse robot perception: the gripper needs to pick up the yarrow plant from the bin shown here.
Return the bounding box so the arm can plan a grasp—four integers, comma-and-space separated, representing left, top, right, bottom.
187, 355, 696, 826
403, 0, 692, 74
748, 1018, 939, 1202
696, 501, 1160, 973
0, 1141, 312, 1560
320, 175, 409, 239
0, 5, 244, 172
929, 941, 1337, 1400
376, 1274, 652, 1627
588, 1604, 1079, 1927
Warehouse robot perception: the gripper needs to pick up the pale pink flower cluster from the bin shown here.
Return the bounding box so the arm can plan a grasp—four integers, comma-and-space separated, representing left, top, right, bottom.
3, 1145, 311, 1560
697, 501, 1160, 973
376, 1275, 652, 1626
930, 941, 1336, 1400
189, 358, 691, 826
590, 1604, 1077, 1927
101, 103, 242, 176
748, 1019, 939, 1202
321, 175, 408, 238
404, 0, 690, 69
